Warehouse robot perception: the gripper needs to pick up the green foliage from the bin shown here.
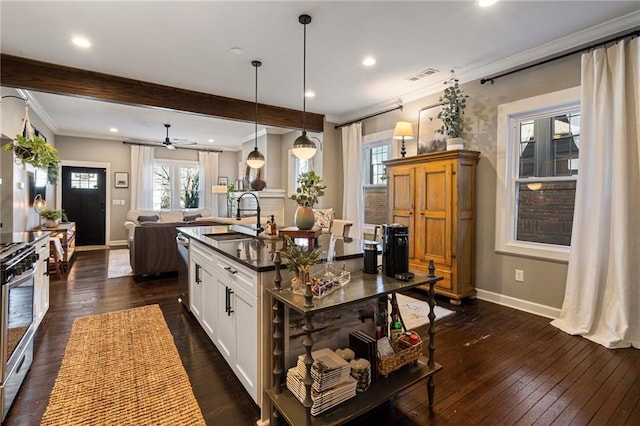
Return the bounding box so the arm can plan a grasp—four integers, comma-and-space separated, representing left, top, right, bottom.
181, 168, 199, 208
3, 134, 60, 185
40, 209, 67, 221
432, 70, 469, 139
280, 235, 321, 273
290, 170, 326, 208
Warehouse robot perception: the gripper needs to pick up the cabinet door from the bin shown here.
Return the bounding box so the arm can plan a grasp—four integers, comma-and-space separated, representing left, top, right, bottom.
415, 161, 452, 267
215, 277, 236, 363
199, 264, 216, 340
37, 239, 50, 323
189, 257, 204, 322
234, 286, 258, 402
387, 165, 415, 258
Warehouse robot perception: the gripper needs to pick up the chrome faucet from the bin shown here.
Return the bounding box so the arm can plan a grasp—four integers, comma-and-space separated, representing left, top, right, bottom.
235, 192, 263, 236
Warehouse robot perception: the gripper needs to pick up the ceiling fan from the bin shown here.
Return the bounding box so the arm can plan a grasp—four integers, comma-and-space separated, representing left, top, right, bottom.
125, 123, 197, 150
159, 123, 196, 150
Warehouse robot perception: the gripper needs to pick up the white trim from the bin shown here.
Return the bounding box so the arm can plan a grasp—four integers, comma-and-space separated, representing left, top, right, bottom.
109, 239, 128, 247
58, 160, 111, 248
476, 289, 561, 320
495, 86, 580, 262
18, 89, 59, 134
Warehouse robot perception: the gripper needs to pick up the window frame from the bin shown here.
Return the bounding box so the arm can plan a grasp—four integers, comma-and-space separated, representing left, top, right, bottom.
495, 86, 580, 262
152, 159, 199, 210
287, 150, 314, 198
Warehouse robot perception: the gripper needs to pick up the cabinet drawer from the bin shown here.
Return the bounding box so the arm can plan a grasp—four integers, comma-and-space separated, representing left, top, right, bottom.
215, 255, 257, 297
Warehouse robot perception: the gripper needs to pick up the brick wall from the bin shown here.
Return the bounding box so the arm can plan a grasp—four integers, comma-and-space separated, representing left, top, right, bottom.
364, 186, 388, 225
517, 181, 576, 246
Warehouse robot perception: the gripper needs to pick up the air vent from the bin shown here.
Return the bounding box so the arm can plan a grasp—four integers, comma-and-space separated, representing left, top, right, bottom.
405, 68, 439, 82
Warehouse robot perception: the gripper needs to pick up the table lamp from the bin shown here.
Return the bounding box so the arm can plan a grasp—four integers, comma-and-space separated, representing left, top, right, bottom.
393, 121, 414, 158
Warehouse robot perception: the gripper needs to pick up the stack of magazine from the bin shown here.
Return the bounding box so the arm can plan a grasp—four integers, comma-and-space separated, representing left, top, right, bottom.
286, 348, 357, 416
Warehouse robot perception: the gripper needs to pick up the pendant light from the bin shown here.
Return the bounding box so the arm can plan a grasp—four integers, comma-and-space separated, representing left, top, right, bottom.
292, 14, 317, 160
246, 60, 265, 169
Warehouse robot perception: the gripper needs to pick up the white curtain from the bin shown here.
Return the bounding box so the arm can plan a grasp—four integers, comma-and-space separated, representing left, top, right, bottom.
551, 37, 639, 349
341, 122, 364, 239
130, 145, 155, 209
198, 151, 219, 215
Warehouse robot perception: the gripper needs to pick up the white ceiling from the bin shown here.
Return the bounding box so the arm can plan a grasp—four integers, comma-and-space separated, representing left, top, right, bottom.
1, 1, 638, 150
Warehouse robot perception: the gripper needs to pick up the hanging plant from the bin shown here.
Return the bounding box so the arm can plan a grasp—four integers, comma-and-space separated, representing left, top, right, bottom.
431, 70, 469, 139
3, 134, 60, 185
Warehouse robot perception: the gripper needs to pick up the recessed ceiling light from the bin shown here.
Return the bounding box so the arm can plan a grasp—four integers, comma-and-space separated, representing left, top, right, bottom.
362, 57, 376, 66
478, 0, 498, 7
305, 90, 315, 98
230, 47, 244, 56
109, 127, 118, 133
72, 35, 91, 48
208, 138, 214, 143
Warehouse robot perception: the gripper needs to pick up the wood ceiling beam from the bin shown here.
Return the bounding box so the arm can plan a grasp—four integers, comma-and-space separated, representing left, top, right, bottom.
1, 54, 324, 133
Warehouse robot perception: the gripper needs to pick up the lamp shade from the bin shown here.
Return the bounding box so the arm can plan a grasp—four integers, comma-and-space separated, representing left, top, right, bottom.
246, 147, 265, 168
33, 194, 47, 213
212, 185, 228, 194
393, 121, 414, 140
292, 131, 317, 160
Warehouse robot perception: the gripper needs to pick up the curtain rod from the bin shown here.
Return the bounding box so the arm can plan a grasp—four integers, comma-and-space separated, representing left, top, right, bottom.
334, 105, 403, 129
481, 29, 640, 85
122, 141, 222, 153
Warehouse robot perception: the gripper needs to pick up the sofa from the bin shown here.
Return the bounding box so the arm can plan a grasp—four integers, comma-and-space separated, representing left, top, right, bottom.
124, 208, 222, 277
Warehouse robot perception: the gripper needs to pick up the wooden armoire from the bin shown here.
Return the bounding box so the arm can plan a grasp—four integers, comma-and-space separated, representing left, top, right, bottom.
384, 150, 480, 304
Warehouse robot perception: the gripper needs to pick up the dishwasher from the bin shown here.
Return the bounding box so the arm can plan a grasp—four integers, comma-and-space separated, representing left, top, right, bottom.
176, 232, 190, 311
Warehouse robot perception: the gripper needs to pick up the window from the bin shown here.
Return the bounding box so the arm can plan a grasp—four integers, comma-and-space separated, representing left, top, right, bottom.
496, 86, 580, 261
70, 172, 98, 189
363, 140, 391, 226
152, 161, 199, 210
288, 150, 313, 197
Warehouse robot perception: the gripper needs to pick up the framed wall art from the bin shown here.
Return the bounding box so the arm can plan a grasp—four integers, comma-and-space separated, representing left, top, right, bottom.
417, 103, 446, 154
218, 176, 228, 186
114, 172, 129, 188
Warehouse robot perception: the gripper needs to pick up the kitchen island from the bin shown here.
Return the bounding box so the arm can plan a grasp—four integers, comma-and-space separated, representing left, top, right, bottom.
178, 226, 441, 425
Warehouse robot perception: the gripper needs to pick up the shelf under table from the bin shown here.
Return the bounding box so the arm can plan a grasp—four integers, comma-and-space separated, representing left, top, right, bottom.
265, 357, 442, 426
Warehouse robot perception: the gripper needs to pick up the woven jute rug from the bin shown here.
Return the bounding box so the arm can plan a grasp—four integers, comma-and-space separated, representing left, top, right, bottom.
41, 305, 205, 425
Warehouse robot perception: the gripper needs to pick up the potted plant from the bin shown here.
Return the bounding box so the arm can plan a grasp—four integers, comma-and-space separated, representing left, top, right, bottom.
40, 209, 67, 228
3, 134, 60, 184
432, 70, 469, 150
280, 235, 321, 292
290, 170, 326, 230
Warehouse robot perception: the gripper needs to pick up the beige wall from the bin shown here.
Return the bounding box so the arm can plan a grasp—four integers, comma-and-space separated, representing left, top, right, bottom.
358, 55, 582, 310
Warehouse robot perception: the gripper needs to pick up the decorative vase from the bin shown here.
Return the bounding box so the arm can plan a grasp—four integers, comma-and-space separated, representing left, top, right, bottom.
446, 137, 465, 151
294, 206, 315, 230
291, 268, 310, 293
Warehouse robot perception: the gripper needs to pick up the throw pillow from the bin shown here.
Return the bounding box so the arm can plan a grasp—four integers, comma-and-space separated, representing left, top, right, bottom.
184, 213, 202, 222
313, 208, 333, 229
137, 214, 159, 223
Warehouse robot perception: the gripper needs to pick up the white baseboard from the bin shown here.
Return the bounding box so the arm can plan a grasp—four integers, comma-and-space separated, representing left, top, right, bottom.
109, 240, 128, 247
476, 289, 561, 320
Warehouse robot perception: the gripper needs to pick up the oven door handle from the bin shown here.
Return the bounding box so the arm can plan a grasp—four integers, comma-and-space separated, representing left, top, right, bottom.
7, 268, 37, 288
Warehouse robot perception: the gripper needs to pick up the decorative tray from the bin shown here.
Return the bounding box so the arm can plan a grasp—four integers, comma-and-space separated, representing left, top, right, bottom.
294, 264, 350, 298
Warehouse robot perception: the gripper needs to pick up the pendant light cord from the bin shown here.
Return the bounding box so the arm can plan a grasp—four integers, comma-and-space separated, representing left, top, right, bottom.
302, 19, 307, 132
255, 61, 258, 149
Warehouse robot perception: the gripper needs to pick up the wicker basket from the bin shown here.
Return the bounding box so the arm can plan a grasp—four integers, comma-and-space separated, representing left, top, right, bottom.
377, 334, 423, 377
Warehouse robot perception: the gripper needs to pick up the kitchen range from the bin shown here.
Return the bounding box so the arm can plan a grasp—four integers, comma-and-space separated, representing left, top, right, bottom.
0, 232, 48, 422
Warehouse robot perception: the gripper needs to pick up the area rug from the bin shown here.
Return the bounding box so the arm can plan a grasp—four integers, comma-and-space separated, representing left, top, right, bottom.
396, 293, 455, 331
40, 305, 205, 426
107, 248, 133, 278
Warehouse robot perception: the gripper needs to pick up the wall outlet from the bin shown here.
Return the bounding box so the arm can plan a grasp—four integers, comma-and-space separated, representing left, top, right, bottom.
515, 269, 524, 282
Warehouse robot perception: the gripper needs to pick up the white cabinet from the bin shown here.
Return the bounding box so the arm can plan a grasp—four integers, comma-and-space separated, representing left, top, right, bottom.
188, 239, 259, 403
34, 236, 50, 328
189, 241, 216, 339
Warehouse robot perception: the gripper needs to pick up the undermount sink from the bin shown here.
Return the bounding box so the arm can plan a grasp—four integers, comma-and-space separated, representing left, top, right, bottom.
205, 233, 255, 243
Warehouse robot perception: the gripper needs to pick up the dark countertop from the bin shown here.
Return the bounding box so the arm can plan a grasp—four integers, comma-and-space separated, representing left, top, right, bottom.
178, 225, 367, 272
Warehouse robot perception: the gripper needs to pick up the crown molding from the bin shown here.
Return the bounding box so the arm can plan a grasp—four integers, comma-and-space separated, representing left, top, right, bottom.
18, 89, 59, 134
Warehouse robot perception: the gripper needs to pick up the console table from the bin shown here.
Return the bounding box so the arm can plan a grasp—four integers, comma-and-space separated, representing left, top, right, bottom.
265, 259, 443, 425
38, 222, 76, 271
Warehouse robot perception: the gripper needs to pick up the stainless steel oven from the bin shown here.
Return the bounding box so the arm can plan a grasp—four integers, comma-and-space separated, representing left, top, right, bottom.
1, 241, 37, 422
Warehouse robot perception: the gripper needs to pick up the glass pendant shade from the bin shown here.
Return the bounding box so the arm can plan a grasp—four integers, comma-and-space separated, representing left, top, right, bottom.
292, 131, 317, 160
33, 194, 47, 213
247, 147, 265, 168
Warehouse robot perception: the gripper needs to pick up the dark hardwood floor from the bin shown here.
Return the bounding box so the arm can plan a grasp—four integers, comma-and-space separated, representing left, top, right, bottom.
4, 250, 639, 425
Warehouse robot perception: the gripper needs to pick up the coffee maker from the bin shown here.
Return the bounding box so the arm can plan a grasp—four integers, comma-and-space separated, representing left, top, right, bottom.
382, 224, 409, 278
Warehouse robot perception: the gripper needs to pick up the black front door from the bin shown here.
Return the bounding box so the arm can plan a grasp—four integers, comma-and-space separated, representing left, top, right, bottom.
62, 166, 106, 246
